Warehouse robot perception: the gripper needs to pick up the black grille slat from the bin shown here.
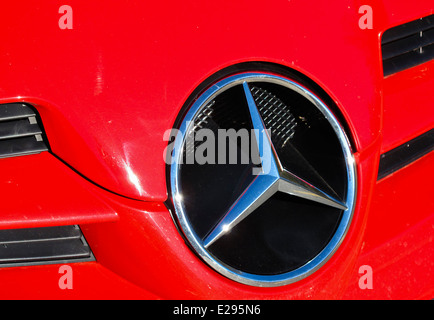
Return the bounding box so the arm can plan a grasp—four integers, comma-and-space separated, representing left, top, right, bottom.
0, 103, 48, 158
382, 15, 434, 76
0, 239, 91, 264
0, 104, 36, 121
0, 226, 82, 244
382, 15, 434, 44
378, 129, 434, 180
0, 119, 43, 140
0, 225, 94, 267
383, 43, 434, 76
382, 27, 434, 60
0, 136, 48, 159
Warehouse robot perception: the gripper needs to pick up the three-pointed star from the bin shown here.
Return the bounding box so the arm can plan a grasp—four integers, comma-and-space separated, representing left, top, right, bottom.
203, 82, 348, 249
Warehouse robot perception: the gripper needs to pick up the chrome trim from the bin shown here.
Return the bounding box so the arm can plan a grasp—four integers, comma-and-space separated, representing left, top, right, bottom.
170, 72, 357, 287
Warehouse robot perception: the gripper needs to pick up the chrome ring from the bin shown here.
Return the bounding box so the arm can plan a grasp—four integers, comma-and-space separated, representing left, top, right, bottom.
169, 72, 357, 287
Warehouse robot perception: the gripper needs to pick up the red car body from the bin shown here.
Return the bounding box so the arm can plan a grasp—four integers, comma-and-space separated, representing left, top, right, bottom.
0, 1, 432, 299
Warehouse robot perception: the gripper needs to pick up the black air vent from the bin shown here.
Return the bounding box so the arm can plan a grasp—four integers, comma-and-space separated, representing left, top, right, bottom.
382, 14, 434, 76
0, 225, 94, 267
378, 129, 434, 180
0, 103, 49, 159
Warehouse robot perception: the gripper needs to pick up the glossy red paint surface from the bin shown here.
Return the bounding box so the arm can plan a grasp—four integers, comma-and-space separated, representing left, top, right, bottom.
0, 152, 118, 230
0, 1, 432, 299
0, 262, 158, 299
0, 1, 385, 200
343, 152, 434, 299
377, 1, 434, 153
79, 143, 380, 299
381, 61, 434, 153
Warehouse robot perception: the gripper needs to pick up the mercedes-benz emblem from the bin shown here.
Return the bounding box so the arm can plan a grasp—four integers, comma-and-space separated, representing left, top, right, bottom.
168, 72, 357, 287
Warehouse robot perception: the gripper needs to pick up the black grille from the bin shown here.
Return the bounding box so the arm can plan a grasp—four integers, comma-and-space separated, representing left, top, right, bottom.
0, 225, 94, 267
0, 103, 49, 159
378, 129, 434, 180
382, 14, 434, 76
250, 86, 297, 149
